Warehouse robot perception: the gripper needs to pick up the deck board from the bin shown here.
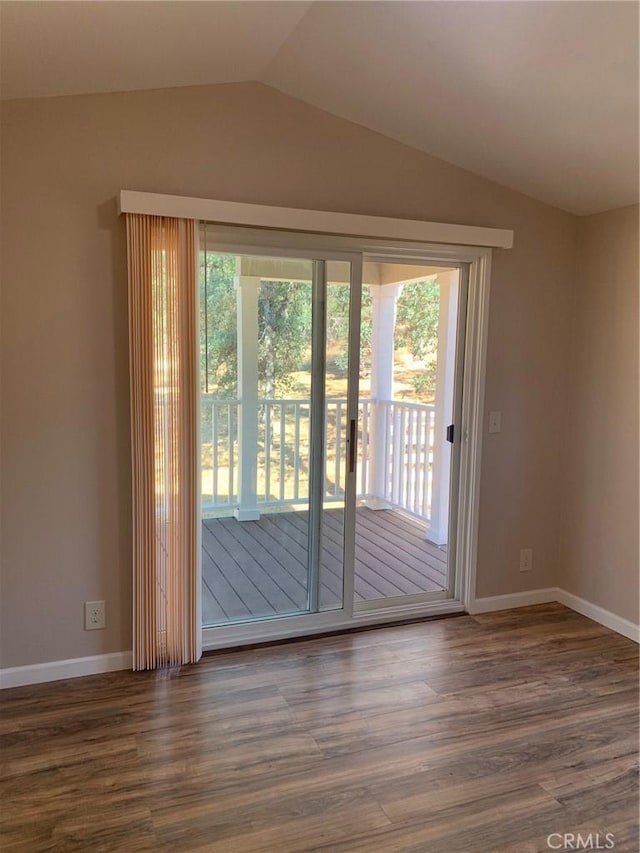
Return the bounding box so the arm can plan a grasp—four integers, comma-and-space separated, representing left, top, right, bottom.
202, 507, 447, 625
353, 513, 447, 587
201, 541, 246, 620
202, 524, 278, 618
268, 511, 346, 607
357, 509, 448, 567
263, 512, 346, 603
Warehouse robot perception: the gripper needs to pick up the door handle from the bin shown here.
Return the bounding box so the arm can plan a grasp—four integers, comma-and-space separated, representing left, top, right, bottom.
446, 424, 454, 443
348, 418, 357, 473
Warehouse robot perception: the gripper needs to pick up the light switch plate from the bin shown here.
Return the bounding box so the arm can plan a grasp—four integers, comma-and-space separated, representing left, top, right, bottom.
489, 411, 502, 433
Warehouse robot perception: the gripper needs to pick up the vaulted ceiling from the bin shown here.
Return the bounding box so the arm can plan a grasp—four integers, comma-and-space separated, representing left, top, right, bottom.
1, 1, 637, 215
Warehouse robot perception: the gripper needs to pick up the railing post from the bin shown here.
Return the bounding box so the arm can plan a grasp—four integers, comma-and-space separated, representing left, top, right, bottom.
369, 284, 403, 508
234, 272, 261, 521
429, 270, 459, 544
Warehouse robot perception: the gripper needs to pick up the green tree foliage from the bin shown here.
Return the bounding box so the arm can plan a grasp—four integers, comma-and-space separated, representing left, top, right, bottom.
395, 279, 440, 397
326, 285, 373, 376
200, 254, 440, 401
200, 253, 237, 396
200, 252, 313, 399
258, 281, 311, 398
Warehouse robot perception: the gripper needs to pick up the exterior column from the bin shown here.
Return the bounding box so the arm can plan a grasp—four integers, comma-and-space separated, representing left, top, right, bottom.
368, 284, 403, 508
234, 273, 261, 521
428, 270, 459, 544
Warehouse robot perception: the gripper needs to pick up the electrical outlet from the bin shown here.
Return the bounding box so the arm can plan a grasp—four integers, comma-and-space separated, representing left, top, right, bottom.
519, 549, 533, 572
85, 600, 106, 630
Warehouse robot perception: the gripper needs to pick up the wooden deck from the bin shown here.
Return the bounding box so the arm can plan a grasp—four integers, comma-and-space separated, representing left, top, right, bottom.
202, 507, 447, 625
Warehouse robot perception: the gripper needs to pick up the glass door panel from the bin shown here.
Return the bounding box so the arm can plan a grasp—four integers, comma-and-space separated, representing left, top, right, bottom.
199, 243, 356, 628
353, 261, 465, 608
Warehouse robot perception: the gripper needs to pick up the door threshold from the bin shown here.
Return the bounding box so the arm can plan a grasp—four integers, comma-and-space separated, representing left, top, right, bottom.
202, 610, 467, 658
202, 600, 466, 653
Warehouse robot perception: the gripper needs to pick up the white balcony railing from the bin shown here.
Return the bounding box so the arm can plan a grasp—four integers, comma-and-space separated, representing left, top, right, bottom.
201, 395, 437, 522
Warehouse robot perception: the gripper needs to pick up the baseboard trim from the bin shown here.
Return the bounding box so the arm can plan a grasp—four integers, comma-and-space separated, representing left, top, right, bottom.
470, 587, 639, 643
555, 589, 640, 643
468, 588, 559, 614
2, 587, 637, 689
0, 651, 132, 690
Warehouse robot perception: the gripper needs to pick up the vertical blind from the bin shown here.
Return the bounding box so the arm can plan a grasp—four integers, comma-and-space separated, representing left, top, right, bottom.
126, 213, 200, 669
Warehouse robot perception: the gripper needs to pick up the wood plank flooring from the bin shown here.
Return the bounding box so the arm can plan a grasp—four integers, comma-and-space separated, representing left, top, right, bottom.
202, 507, 447, 625
1, 604, 638, 852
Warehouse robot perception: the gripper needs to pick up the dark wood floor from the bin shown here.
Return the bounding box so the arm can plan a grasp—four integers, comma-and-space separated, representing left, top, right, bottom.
1, 604, 637, 852
202, 507, 447, 625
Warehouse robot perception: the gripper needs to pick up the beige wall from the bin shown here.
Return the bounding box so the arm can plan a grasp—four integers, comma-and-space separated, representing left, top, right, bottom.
560, 206, 639, 624
0, 82, 578, 668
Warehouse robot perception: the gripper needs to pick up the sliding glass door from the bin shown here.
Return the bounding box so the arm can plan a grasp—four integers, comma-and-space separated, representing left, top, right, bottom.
197, 227, 473, 642
352, 258, 467, 610
199, 242, 360, 627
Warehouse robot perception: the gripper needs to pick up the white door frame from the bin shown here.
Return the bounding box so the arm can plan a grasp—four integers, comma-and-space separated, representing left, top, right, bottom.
197, 229, 490, 651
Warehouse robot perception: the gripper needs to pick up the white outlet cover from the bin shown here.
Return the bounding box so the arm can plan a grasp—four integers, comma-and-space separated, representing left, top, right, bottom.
85, 600, 106, 630
519, 549, 533, 572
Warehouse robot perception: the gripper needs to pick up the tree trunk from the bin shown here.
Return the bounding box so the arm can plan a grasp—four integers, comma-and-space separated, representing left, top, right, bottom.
262, 283, 276, 400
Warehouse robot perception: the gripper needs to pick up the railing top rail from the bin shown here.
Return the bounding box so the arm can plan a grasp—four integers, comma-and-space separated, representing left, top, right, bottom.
201, 395, 241, 404
201, 394, 435, 410
377, 399, 436, 412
